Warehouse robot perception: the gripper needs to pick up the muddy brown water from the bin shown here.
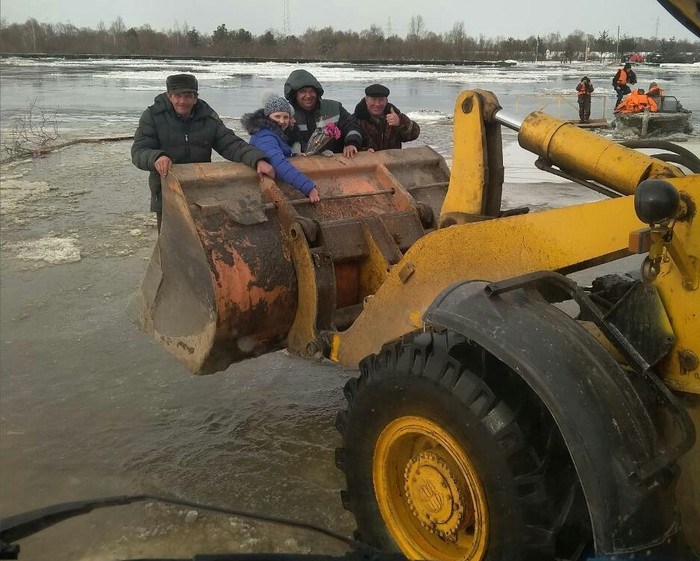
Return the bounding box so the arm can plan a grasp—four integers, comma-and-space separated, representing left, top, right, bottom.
0, 142, 359, 560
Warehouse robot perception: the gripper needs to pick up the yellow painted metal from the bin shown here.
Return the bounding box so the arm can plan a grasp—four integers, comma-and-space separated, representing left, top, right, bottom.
359, 221, 392, 300
330, 109, 699, 393
285, 221, 321, 356
330, 195, 645, 366
439, 91, 488, 221
653, 176, 700, 393
657, 0, 700, 36
374, 416, 489, 560
518, 112, 683, 194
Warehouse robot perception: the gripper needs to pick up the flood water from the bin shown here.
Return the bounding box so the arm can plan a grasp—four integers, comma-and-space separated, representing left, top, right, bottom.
1, 57, 699, 560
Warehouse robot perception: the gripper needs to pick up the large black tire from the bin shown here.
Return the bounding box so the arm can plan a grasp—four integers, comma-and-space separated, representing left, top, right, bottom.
336, 330, 591, 560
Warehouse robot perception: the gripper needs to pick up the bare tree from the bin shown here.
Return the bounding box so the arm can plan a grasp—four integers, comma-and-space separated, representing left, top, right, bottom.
408, 15, 426, 40
24, 18, 40, 52
447, 21, 467, 59
0, 16, 696, 61
2, 99, 60, 160
109, 16, 126, 51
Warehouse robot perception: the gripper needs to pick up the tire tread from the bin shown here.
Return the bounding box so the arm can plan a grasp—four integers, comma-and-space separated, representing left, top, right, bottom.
336, 329, 589, 560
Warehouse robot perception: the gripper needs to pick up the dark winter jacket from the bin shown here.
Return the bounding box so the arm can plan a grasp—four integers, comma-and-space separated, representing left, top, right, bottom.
283, 70, 362, 153
241, 109, 315, 196
131, 93, 268, 212
353, 99, 420, 151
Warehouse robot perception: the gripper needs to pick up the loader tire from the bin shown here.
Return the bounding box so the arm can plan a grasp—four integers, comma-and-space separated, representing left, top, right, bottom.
335, 330, 591, 561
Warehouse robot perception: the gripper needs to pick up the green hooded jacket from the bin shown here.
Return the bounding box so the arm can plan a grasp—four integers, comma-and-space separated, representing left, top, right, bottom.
283, 69, 362, 153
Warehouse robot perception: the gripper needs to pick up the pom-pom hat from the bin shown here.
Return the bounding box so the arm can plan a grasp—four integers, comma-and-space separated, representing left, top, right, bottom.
264, 96, 294, 116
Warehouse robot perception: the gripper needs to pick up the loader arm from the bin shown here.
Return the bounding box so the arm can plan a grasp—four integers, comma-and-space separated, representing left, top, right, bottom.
329, 91, 697, 389
132, 90, 698, 389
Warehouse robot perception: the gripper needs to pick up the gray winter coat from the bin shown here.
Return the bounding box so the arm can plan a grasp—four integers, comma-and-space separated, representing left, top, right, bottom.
131, 93, 267, 212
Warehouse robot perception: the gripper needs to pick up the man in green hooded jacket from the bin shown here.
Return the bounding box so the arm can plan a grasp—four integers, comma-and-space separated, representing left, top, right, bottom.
131, 73, 274, 230
283, 69, 362, 158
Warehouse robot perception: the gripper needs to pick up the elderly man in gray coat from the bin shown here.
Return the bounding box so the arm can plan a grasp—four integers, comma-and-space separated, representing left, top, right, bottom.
131, 73, 274, 230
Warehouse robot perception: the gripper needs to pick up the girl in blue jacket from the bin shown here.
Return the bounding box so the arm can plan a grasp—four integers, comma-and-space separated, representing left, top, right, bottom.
241, 95, 320, 203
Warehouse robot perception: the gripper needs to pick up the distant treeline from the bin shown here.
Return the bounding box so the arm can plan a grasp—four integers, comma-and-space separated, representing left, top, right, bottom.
1, 16, 698, 62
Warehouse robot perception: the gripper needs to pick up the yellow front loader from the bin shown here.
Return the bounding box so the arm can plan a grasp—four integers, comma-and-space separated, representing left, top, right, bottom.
131, 23, 699, 556
132, 87, 699, 559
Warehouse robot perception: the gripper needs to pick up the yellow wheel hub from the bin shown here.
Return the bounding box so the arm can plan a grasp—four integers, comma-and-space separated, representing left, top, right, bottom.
404, 452, 467, 541
373, 416, 489, 560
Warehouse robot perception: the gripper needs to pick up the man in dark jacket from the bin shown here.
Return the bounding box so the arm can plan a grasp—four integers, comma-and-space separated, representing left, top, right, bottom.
612, 63, 638, 109
283, 69, 362, 158
353, 83, 420, 151
131, 73, 274, 230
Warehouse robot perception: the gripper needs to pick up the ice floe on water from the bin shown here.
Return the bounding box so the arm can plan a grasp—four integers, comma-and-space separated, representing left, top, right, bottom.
3, 57, 697, 138
405, 110, 450, 123
0, 177, 56, 214
8, 235, 82, 265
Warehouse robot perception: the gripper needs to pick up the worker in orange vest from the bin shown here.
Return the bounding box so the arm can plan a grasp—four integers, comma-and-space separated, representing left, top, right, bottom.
647, 82, 664, 99
575, 76, 594, 123
612, 62, 638, 108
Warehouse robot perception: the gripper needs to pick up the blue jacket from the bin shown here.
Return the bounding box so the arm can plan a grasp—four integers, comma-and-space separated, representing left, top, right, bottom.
241, 110, 315, 196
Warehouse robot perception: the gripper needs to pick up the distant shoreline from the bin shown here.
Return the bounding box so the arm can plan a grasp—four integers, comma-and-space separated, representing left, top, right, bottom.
0, 52, 518, 67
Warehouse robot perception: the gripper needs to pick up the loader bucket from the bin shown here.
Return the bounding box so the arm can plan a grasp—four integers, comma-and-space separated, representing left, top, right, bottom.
131, 148, 451, 375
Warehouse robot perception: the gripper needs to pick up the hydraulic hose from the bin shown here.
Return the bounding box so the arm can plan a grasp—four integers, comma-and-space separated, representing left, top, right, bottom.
621, 139, 700, 172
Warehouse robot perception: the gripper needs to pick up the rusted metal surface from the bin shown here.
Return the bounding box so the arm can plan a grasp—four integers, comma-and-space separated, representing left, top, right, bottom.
131, 163, 297, 374
132, 148, 451, 374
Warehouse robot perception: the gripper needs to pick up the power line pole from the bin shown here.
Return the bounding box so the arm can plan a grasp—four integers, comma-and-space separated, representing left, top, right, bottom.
282, 0, 291, 35
387, 16, 392, 37
655, 16, 660, 39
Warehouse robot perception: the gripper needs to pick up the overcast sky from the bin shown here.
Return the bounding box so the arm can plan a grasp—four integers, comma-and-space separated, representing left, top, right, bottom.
0, 0, 696, 42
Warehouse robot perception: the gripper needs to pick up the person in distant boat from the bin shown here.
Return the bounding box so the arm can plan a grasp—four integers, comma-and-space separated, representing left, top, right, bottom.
283, 69, 362, 158
647, 82, 664, 99
614, 88, 658, 114
353, 83, 420, 152
241, 94, 320, 203
612, 62, 638, 108
131, 73, 274, 231
575, 76, 594, 124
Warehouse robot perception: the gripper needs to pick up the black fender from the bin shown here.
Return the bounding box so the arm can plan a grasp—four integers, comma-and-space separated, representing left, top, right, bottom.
424, 278, 679, 556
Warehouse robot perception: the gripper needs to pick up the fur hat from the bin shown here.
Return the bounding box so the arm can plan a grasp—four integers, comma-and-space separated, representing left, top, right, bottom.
166, 74, 198, 94
581, 76, 590, 82
624, 63, 632, 69
264, 94, 294, 116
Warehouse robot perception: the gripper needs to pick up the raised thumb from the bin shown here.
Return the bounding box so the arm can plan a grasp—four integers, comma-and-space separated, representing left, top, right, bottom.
390, 107, 396, 113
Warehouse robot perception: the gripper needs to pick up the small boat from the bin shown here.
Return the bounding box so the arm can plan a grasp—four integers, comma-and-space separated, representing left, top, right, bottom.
614, 96, 693, 136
